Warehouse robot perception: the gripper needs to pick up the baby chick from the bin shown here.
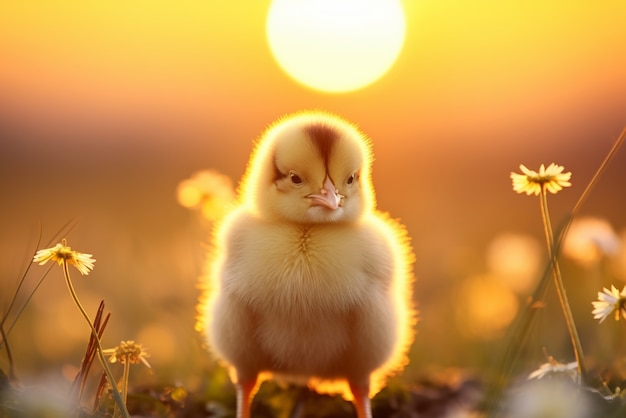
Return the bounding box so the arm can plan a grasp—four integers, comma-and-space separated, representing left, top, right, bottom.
200, 111, 416, 418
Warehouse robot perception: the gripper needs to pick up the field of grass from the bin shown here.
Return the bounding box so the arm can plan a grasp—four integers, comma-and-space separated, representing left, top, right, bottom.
2, 130, 626, 418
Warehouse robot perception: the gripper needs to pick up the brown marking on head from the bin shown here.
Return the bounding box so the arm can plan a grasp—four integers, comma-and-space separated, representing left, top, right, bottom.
304, 123, 338, 174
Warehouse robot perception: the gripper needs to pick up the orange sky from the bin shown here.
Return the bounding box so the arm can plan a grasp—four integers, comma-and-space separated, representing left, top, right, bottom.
2, 0, 626, 300
2, 0, 626, 284
1, 1, 624, 142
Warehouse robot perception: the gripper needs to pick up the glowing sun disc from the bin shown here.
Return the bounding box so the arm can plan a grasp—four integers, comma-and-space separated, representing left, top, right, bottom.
266, 0, 406, 93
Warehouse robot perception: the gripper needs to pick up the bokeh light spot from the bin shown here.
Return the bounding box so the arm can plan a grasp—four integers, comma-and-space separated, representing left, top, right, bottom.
456, 274, 520, 339
487, 233, 542, 294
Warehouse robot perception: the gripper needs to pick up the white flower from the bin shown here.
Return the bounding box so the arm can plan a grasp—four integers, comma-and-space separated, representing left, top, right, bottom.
103, 340, 151, 368
33, 239, 95, 275
592, 285, 626, 323
511, 163, 572, 196
528, 358, 578, 381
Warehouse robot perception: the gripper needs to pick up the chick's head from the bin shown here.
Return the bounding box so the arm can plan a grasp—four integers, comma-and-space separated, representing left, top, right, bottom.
241, 111, 376, 224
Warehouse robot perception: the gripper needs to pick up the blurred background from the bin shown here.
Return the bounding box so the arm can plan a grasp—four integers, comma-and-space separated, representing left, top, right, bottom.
1, 0, 626, 402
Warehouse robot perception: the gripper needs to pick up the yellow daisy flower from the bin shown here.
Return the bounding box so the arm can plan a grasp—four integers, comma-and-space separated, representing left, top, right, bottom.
511, 163, 572, 196
104, 340, 151, 368
33, 239, 95, 275
592, 285, 626, 323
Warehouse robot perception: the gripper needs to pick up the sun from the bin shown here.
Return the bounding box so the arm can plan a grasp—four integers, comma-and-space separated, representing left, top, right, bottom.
266, 0, 406, 93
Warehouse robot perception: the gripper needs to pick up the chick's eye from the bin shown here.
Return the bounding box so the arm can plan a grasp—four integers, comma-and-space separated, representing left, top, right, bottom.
289, 172, 303, 185
347, 173, 358, 185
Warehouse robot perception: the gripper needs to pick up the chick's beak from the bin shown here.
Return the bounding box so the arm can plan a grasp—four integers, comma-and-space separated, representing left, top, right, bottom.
307, 176, 342, 210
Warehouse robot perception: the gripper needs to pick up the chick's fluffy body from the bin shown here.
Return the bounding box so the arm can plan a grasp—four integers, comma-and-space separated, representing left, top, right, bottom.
203, 111, 415, 400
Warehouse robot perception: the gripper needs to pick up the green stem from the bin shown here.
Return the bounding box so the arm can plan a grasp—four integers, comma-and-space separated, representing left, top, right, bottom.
539, 188, 587, 382
121, 359, 130, 404
0, 229, 43, 332
0, 324, 15, 381
62, 261, 130, 418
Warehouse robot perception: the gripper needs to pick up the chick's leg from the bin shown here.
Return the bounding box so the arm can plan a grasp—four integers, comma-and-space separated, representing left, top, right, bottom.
349, 381, 372, 418
236, 376, 258, 418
